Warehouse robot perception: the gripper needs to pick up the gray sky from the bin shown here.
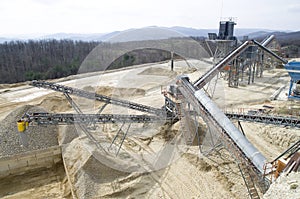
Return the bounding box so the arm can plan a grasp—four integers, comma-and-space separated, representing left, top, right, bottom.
0, 0, 299, 36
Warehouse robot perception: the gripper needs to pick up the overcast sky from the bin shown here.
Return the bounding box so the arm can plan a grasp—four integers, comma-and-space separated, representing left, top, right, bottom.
1, 0, 299, 36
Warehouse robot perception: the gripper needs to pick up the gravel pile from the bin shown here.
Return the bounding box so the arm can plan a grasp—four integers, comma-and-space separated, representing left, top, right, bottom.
0, 105, 59, 157
58, 125, 78, 145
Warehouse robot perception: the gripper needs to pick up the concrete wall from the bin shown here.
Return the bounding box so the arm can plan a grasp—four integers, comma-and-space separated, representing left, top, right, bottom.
0, 146, 62, 178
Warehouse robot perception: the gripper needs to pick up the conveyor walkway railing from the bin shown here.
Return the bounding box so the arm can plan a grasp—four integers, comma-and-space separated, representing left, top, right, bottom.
22, 112, 163, 125
225, 112, 300, 128
31, 80, 164, 116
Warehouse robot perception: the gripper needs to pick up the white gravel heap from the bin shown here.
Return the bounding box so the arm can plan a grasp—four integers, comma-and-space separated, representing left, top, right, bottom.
0, 105, 59, 157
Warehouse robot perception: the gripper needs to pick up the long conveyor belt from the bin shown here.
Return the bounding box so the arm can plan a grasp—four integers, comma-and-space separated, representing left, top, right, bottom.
23, 112, 163, 125
178, 76, 268, 174
186, 39, 288, 173
175, 39, 289, 197
225, 112, 300, 128
193, 39, 288, 89
31, 80, 164, 116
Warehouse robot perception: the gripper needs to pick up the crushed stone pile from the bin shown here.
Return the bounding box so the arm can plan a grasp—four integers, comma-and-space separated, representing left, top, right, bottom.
0, 105, 58, 157
58, 125, 78, 145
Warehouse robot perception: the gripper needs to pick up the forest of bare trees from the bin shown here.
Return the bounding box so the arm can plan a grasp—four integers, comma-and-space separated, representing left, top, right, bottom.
0, 40, 99, 83
0, 39, 177, 84
1, 34, 297, 84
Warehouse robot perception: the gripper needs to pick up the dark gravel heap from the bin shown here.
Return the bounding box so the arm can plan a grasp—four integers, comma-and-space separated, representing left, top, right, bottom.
58, 125, 78, 145
0, 105, 59, 157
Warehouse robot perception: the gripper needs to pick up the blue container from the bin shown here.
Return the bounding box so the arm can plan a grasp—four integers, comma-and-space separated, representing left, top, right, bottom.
285, 61, 300, 80
285, 61, 300, 99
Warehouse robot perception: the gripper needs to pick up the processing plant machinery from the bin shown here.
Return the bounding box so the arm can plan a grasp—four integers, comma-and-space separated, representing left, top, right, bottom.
17, 38, 299, 199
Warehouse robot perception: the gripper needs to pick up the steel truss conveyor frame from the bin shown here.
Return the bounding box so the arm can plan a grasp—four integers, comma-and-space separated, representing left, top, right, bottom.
225, 112, 300, 128
193, 40, 288, 90
22, 112, 163, 125
30, 80, 164, 116
178, 76, 269, 198
175, 39, 289, 198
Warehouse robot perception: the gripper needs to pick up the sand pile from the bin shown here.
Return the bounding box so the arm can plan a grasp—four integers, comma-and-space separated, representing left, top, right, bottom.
138, 67, 178, 77
261, 126, 300, 149
96, 86, 146, 98
0, 82, 27, 90
264, 172, 300, 199
0, 105, 58, 157
62, 137, 154, 198
37, 94, 72, 112
58, 116, 250, 199
61, 137, 240, 198
240, 121, 300, 161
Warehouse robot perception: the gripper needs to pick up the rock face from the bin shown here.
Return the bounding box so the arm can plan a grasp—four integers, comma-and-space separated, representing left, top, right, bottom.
264, 172, 300, 199
0, 105, 58, 157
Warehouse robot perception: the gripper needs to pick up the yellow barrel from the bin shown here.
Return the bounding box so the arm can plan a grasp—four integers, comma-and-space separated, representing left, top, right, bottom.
17, 120, 26, 132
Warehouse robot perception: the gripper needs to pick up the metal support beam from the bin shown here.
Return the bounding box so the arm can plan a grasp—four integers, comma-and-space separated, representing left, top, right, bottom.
253, 40, 288, 64
238, 121, 245, 136
109, 122, 125, 150
193, 40, 252, 89
117, 123, 131, 156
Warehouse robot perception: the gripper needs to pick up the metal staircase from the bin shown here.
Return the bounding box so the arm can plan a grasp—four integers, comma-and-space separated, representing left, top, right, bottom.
238, 162, 260, 199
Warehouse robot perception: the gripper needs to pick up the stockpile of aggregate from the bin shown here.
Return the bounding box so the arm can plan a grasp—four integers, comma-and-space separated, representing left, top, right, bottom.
264, 172, 300, 199
0, 105, 58, 157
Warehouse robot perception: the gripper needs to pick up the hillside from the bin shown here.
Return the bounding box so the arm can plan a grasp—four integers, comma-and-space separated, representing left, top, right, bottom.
252, 31, 300, 46
0, 26, 280, 43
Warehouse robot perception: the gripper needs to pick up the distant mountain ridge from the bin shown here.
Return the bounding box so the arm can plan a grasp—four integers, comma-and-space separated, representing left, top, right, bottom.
251, 31, 300, 46
0, 26, 296, 43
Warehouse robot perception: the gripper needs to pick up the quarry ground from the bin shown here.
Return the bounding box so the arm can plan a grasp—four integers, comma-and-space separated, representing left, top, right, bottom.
0, 60, 299, 198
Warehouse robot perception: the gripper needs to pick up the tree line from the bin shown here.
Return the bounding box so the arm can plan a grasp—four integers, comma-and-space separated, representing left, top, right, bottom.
0, 39, 180, 84
1, 36, 297, 84
0, 40, 99, 83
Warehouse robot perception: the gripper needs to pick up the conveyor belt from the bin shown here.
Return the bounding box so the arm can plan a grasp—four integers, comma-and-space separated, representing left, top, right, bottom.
193, 39, 288, 90
261, 35, 275, 47
178, 76, 268, 173
252, 40, 288, 64
31, 80, 164, 116
24, 112, 163, 125
193, 40, 252, 89
225, 112, 300, 128
178, 77, 271, 196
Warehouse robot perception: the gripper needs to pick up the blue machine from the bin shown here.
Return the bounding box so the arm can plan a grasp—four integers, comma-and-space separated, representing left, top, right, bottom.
285, 61, 300, 100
